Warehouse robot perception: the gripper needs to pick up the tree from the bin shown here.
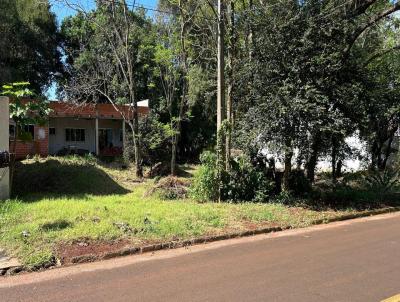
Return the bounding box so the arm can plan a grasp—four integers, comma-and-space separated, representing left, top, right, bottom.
234, 0, 400, 188
1, 82, 50, 193
152, 29, 184, 175
155, 0, 213, 175
355, 17, 400, 170
0, 0, 62, 93
60, 1, 155, 177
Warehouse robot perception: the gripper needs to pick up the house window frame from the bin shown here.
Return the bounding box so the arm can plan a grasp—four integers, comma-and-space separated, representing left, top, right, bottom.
65, 128, 86, 142
9, 124, 16, 139
24, 124, 35, 140
49, 127, 56, 135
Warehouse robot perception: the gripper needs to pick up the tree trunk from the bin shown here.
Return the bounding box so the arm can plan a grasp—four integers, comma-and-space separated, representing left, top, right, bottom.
171, 85, 186, 176
283, 141, 293, 192
370, 140, 379, 170
225, 0, 235, 171
331, 136, 337, 180
171, 136, 177, 176
217, 0, 226, 202
336, 159, 343, 178
305, 132, 321, 183
372, 141, 384, 171
380, 133, 395, 171
132, 110, 142, 178
9, 124, 18, 195
171, 1, 189, 176
247, 0, 254, 61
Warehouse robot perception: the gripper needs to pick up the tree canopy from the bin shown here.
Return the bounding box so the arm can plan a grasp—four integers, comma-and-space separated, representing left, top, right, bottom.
0, 0, 62, 93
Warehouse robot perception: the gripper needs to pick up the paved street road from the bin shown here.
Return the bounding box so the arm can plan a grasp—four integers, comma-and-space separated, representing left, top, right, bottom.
1, 212, 400, 302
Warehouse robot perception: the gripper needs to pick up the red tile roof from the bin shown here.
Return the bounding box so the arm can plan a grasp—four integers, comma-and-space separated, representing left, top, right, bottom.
49, 101, 149, 119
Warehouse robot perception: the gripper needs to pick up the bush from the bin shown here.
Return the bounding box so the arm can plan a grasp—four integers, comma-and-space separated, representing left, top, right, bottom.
189, 151, 219, 201
287, 170, 312, 196
190, 151, 275, 202
223, 155, 275, 202
123, 116, 172, 167
364, 169, 399, 195
311, 169, 400, 209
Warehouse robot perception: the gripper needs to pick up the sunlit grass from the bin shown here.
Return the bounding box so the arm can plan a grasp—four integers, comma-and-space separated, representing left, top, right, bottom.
0, 156, 357, 268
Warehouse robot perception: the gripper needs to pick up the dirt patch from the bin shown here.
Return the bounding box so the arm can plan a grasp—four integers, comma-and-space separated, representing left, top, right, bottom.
56, 239, 131, 265
145, 176, 191, 199
240, 220, 280, 231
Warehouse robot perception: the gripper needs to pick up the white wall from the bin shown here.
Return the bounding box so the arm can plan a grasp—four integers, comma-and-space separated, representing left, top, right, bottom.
49, 117, 97, 154
0, 96, 10, 200
48, 117, 123, 155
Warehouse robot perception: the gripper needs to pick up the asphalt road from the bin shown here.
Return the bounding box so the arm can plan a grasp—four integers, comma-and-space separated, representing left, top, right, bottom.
1, 212, 400, 302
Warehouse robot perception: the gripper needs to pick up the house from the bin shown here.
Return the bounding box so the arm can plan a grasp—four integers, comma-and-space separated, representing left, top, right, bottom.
9, 101, 149, 159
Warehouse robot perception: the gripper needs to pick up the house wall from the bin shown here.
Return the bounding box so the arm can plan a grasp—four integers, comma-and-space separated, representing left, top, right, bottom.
0, 97, 10, 200
48, 117, 124, 155
9, 122, 49, 160
49, 117, 97, 154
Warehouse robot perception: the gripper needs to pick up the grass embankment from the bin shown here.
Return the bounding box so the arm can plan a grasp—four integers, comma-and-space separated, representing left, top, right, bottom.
0, 156, 394, 269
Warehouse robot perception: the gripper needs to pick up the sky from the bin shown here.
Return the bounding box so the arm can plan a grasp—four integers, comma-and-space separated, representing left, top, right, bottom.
46, 0, 158, 100
50, 0, 158, 23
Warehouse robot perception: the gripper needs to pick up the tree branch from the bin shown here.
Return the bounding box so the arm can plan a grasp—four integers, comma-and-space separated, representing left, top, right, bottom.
344, 1, 400, 59
364, 44, 400, 67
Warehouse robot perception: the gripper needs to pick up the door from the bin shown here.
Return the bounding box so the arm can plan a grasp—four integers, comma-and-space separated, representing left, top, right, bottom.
99, 129, 113, 150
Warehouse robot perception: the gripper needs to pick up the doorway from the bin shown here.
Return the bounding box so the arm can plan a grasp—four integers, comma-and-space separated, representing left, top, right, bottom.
99, 129, 113, 150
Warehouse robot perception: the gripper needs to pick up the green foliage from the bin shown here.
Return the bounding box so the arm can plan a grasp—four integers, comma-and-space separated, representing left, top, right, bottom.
287, 170, 312, 196
364, 169, 400, 195
311, 169, 400, 208
190, 151, 219, 201
124, 115, 174, 166
234, 0, 400, 181
224, 155, 275, 202
1, 82, 51, 145
0, 0, 62, 92
190, 151, 274, 202
61, 5, 156, 104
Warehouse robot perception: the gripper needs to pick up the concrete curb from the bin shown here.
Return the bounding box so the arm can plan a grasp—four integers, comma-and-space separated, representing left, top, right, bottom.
3, 206, 400, 275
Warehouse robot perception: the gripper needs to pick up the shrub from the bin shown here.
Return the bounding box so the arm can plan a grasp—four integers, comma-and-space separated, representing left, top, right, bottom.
364, 169, 399, 195
223, 155, 275, 202
190, 151, 275, 202
189, 151, 219, 201
287, 170, 312, 196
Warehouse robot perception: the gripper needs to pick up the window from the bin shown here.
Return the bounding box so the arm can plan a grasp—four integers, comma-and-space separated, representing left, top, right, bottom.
66, 128, 85, 142
24, 125, 34, 139
49, 127, 56, 135
9, 125, 15, 139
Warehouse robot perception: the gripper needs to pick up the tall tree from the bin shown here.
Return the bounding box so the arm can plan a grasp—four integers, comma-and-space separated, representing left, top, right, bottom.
61, 1, 155, 177
235, 0, 400, 188
0, 0, 62, 93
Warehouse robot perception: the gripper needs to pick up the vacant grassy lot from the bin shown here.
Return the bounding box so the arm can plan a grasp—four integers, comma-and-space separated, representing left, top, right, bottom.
0, 156, 391, 269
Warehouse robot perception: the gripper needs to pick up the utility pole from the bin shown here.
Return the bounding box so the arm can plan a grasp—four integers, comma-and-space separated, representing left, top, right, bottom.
217, 0, 226, 201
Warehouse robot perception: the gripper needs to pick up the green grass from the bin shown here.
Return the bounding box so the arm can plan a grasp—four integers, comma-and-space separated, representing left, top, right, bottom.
0, 156, 379, 269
